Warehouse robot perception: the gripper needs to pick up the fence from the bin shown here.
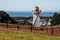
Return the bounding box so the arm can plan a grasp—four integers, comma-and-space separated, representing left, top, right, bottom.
0, 23, 60, 36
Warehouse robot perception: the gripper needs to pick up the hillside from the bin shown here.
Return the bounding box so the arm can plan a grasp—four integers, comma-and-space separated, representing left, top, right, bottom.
0, 28, 60, 40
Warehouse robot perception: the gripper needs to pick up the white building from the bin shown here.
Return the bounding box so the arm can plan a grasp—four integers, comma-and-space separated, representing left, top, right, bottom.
32, 6, 41, 27
40, 19, 51, 26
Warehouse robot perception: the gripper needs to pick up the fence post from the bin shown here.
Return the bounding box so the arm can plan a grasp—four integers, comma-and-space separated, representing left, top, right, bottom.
46, 26, 48, 34
17, 18, 19, 30
6, 23, 8, 28
59, 25, 60, 35
30, 24, 33, 32
17, 23, 19, 30
52, 26, 53, 35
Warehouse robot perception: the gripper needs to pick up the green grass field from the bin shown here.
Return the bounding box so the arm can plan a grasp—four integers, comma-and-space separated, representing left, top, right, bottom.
0, 28, 60, 40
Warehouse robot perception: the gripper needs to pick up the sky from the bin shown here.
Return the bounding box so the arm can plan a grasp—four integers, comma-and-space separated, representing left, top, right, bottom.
0, 0, 60, 12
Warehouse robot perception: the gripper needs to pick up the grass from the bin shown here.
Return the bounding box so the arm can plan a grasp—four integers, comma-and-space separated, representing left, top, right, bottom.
0, 28, 60, 40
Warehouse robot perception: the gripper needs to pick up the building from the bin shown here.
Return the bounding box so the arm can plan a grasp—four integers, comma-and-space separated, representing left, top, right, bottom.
29, 16, 51, 26
40, 18, 51, 26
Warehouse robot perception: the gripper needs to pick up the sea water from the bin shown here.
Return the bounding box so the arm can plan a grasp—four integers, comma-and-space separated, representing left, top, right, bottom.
6, 11, 54, 17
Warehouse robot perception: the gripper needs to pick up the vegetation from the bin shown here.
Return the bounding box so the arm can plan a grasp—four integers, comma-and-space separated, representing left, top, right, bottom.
11, 16, 52, 25
0, 11, 17, 24
51, 12, 60, 25
0, 28, 60, 40
0, 10, 54, 25
0, 10, 32, 25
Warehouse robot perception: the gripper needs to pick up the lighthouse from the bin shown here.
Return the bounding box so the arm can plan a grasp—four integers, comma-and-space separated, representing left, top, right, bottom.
32, 6, 41, 27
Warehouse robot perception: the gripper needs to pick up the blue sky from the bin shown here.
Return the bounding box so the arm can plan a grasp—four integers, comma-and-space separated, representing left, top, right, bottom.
0, 0, 60, 12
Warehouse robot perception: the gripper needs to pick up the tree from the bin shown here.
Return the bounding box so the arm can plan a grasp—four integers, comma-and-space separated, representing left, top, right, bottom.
0, 11, 17, 24
51, 12, 60, 25
0, 11, 9, 23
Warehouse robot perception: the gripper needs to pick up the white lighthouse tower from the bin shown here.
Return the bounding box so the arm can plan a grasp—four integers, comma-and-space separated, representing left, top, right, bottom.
32, 6, 41, 27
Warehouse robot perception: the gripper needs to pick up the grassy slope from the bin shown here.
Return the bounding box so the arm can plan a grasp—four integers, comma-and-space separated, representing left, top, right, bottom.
0, 28, 60, 40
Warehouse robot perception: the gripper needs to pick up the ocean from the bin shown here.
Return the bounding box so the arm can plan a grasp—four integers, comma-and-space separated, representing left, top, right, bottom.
6, 11, 54, 17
